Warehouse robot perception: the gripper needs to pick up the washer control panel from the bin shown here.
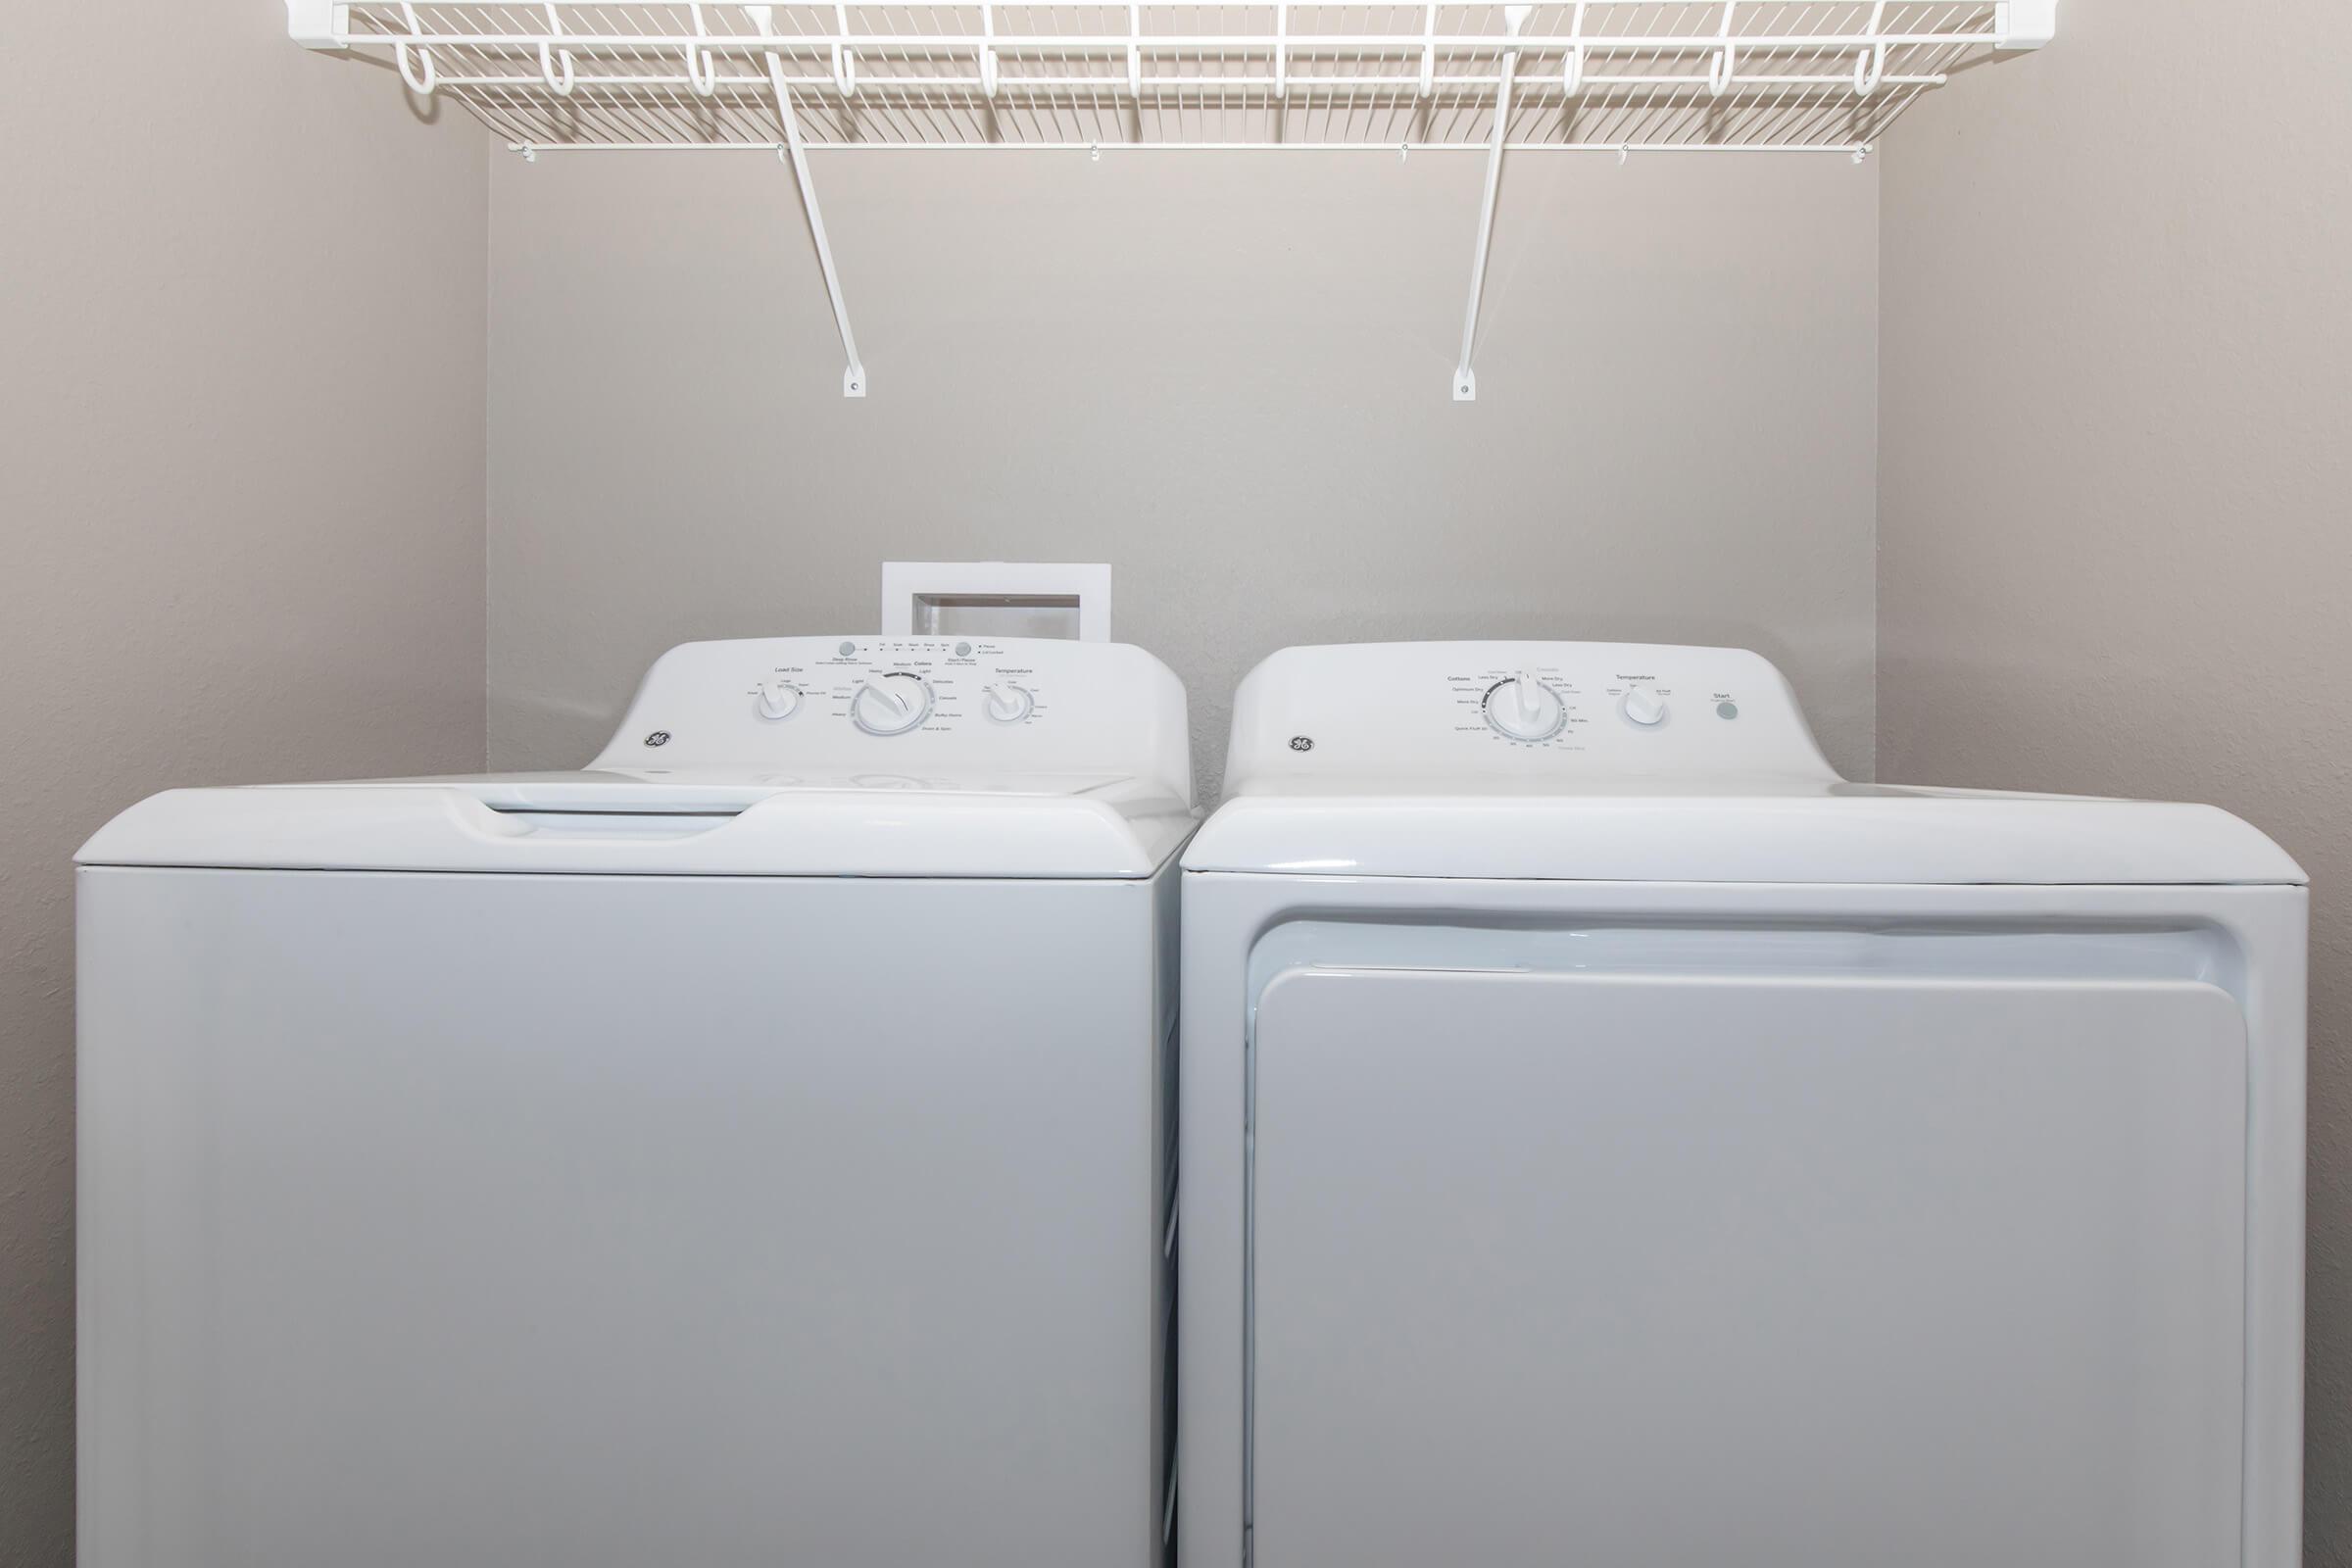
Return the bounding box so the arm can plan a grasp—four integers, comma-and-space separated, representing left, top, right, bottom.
727, 638, 1060, 738
1227, 642, 1838, 784
588, 635, 1191, 798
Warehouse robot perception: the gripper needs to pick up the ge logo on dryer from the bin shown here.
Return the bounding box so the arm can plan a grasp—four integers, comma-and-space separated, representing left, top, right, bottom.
644, 731, 671, 748
1290, 736, 1315, 752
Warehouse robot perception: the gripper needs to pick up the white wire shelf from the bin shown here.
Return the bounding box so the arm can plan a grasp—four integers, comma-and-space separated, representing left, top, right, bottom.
294, 3, 2049, 154
287, 2, 2053, 399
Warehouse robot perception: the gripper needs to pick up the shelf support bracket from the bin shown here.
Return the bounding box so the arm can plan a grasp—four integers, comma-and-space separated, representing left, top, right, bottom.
752, 8, 867, 398
1452, 5, 1528, 401
285, 0, 348, 49
1996, 0, 2059, 49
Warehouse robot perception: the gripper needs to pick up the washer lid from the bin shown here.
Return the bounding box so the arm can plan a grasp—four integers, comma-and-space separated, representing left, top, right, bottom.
1182, 776, 2304, 886
78, 769, 1195, 879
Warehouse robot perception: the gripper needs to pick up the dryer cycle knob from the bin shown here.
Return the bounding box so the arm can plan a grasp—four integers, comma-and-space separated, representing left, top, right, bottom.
756, 679, 802, 720
1620, 686, 1668, 727
1483, 673, 1566, 742
984, 683, 1035, 723
853, 671, 934, 736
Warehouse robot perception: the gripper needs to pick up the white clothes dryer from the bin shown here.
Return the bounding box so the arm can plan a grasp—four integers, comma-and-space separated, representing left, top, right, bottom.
1177, 641, 2305, 1568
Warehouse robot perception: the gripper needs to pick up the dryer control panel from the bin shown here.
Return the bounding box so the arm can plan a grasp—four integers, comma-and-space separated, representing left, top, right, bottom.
588, 636, 1192, 800
1224, 642, 1839, 787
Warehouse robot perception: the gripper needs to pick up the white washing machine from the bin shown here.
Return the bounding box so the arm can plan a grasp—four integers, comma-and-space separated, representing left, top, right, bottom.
77, 635, 1191, 1568
1177, 642, 2306, 1568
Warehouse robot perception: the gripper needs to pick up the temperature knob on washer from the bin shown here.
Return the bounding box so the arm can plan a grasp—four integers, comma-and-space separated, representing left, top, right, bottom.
755, 679, 802, 720
983, 683, 1035, 724
1620, 685, 1668, 726
1483, 673, 1566, 742
852, 671, 934, 736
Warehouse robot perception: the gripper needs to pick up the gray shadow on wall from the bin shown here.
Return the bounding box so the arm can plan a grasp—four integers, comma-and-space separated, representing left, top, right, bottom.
342, 50, 451, 128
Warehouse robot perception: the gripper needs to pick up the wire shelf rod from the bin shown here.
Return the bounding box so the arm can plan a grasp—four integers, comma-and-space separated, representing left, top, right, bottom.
497, 135, 1885, 152
435, 69, 1950, 88
364, 28, 2004, 52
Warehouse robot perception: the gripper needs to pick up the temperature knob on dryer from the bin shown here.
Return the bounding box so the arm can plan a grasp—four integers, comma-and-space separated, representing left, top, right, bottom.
1620, 685, 1668, 726
755, 679, 802, 720
1483, 673, 1566, 742
852, 671, 934, 736
983, 683, 1035, 724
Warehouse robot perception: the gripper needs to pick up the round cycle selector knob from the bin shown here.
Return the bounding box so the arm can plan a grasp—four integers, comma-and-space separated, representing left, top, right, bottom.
984, 683, 1035, 724
1483, 673, 1567, 742
1620, 685, 1669, 727
755, 679, 802, 720
853, 671, 934, 736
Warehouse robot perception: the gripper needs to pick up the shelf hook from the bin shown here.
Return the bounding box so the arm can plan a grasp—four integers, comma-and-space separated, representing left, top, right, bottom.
1709, 0, 1737, 97
539, 3, 575, 94
1273, 2, 1289, 98
684, 4, 718, 96
979, 2, 999, 97
833, 3, 858, 96
1126, 3, 1142, 97
1562, 1, 1588, 98
395, 2, 436, 96
1854, 1, 1888, 96
1417, 3, 1436, 97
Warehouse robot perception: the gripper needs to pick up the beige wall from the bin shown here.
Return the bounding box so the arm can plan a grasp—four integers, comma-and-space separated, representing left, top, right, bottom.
61, 5, 2352, 1557
487, 150, 1881, 792
1877, 1, 2352, 1555
0, 11, 488, 1563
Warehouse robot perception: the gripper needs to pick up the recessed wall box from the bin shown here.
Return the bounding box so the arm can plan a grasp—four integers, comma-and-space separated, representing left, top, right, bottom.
881, 563, 1112, 642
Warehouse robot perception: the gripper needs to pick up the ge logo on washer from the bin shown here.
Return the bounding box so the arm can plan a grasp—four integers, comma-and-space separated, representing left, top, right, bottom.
1290, 736, 1315, 752
644, 730, 671, 748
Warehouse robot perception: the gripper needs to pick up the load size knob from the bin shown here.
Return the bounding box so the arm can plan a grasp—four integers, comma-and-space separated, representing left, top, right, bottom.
852, 671, 934, 736
1483, 674, 1567, 742
756, 679, 802, 720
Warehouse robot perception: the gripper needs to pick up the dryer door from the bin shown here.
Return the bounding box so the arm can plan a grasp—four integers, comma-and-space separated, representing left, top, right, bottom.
1249, 967, 2246, 1568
